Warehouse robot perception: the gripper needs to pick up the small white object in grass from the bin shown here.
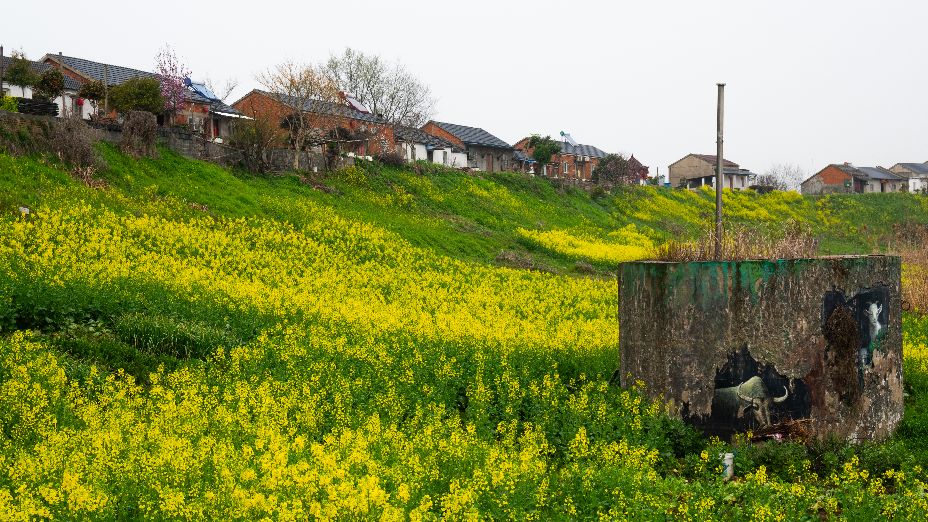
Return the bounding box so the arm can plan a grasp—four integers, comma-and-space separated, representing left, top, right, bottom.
720, 452, 734, 480
18, 206, 30, 215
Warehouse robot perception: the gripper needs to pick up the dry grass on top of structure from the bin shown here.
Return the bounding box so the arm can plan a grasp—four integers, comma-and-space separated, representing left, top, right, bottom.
652, 221, 818, 262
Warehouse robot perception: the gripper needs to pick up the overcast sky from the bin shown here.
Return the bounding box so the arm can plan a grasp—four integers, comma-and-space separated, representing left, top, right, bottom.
4, 0, 926, 177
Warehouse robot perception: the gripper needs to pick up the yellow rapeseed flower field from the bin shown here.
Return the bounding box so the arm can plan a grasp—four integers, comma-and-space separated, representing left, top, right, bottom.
0, 165, 927, 519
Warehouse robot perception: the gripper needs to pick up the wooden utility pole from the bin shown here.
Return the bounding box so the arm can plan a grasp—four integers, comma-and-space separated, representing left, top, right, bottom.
0, 46, 5, 98
715, 83, 725, 259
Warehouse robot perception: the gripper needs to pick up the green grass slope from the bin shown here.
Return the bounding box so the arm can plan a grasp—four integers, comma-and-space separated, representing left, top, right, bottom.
1, 146, 928, 519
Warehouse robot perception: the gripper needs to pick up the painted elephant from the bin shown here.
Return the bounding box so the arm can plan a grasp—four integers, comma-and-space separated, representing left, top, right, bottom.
712, 376, 789, 428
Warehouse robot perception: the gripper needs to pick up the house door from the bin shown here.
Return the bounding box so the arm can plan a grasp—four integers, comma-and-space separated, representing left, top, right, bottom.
486, 154, 493, 172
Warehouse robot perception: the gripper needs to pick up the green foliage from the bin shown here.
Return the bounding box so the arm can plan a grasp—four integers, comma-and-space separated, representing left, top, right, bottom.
77, 80, 105, 101
109, 77, 164, 115
527, 134, 561, 166
32, 68, 65, 101
2, 51, 37, 96
0, 96, 17, 113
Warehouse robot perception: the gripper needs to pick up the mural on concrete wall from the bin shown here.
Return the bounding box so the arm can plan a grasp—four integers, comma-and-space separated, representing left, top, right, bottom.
823, 286, 890, 389
705, 346, 811, 437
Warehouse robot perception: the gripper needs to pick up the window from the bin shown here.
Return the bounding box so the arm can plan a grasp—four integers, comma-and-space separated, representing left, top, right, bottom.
563, 162, 569, 174
442, 150, 448, 164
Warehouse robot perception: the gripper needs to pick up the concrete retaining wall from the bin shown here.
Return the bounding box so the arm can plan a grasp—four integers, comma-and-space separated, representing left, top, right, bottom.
619, 256, 903, 441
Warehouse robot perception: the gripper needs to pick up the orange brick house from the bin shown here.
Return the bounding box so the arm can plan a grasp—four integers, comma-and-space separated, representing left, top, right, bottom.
800, 163, 905, 194
232, 89, 395, 156
513, 135, 608, 181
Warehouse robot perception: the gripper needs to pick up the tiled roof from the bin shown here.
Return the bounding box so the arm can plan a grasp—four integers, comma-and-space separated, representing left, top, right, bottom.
256, 89, 383, 123
44, 54, 156, 86
430, 121, 512, 150
856, 166, 902, 181
831, 164, 901, 181
559, 141, 608, 158
1, 56, 81, 91
895, 163, 928, 176
692, 154, 739, 168
395, 125, 455, 149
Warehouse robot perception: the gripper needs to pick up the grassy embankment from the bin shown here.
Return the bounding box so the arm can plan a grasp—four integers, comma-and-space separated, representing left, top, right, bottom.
1, 145, 928, 519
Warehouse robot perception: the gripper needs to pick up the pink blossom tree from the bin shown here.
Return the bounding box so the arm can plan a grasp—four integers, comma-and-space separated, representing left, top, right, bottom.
155, 45, 190, 123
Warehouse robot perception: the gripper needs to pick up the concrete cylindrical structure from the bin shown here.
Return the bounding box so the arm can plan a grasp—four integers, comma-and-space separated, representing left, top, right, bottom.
619, 256, 903, 441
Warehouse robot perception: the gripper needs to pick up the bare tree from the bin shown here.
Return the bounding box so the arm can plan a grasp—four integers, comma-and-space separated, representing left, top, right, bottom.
325, 48, 434, 127
757, 163, 806, 191
257, 61, 340, 171
205, 77, 239, 102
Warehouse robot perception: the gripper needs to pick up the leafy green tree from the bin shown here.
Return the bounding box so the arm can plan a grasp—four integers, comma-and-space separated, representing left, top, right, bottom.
33, 69, 65, 102
528, 135, 561, 176
4, 51, 37, 97
109, 77, 164, 115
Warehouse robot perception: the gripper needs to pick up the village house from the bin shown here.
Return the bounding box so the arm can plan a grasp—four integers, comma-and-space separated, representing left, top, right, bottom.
513, 134, 607, 181
181, 79, 250, 142
420, 121, 513, 172
394, 126, 467, 167
1, 54, 85, 118
668, 153, 756, 190
888, 162, 928, 193
42, 53, 247, 139
800, 163, 905, 195
232, 89, 395, 156
512, 133, 650, 183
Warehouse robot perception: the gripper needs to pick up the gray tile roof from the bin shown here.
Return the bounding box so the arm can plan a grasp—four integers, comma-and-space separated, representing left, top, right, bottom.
895, 163, 928, 176
856, 166, 902, 181
430, 121, 512, 150
45, 54, 156, 86
257, 89, 383, 123
559, 141, 608, 158
831, 164, 902, 181
395, 125, 455, 149
1, 56, 81, 91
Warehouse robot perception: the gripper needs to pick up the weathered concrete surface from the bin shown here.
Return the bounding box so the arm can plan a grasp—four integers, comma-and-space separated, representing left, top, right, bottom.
619, 256, 903, 441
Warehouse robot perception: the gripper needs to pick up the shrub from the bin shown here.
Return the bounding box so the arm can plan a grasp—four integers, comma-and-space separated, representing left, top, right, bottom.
892, 223, 928, 314
50, 116, 103, 170
653, 220, 817, 261
120, 110, 158, 158
376, 150, 406, 168
0, 96, 18, 113
228, 118, 277, 173
110, 77, 164, 115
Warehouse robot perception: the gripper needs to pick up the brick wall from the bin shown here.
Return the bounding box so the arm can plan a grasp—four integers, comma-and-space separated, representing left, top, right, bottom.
421, 123, 465, 149
234, 90, 396, 156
